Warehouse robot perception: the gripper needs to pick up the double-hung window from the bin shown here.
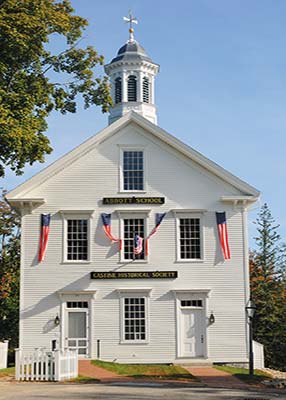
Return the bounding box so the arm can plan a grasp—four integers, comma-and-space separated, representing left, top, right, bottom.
67, 219, 88, 261
124, 297, 146, 341
119, 290, 150, 343
118, 211, 149, 262
61, 211, 93, 263
123, 150, 144, 191
123, 218, 145, 260
175, 212, 204, 261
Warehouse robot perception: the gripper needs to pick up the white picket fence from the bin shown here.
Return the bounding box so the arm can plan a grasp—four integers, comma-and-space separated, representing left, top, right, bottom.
253, 340, 265, 369
0, 341, 8, 369
15, 348, 78, 381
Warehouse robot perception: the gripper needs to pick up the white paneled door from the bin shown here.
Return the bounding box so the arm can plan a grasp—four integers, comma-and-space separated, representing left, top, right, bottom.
180, 308, 205, 357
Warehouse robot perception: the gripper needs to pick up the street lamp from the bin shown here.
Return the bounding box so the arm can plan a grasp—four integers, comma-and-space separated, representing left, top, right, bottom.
245, 299, 257, 376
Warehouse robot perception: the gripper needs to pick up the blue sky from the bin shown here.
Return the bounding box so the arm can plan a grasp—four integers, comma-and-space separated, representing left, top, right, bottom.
3, 0, 286, 247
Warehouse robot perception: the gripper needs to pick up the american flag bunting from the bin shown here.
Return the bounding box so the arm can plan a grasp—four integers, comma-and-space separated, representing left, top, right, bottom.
38, 214, 51, 262
216, 212, 231, 260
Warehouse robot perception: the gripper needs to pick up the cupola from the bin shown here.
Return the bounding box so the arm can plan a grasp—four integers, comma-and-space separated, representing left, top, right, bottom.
104, 12, 160, 125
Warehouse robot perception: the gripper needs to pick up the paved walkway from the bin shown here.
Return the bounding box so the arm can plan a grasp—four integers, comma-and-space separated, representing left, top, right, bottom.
185, 366, 250, 389
79, 360, 132, 382
79, 361, 253, 390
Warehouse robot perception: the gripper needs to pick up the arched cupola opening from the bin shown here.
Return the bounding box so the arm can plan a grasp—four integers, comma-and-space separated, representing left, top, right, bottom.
142, 77, 150, 103
115, 77, 122, 104
127, 75, 137, 102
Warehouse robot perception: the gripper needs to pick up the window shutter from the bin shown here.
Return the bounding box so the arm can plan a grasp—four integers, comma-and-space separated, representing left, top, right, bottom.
128, 75, 137, 101
143, 77, 149, 103
115, 77, 122, 104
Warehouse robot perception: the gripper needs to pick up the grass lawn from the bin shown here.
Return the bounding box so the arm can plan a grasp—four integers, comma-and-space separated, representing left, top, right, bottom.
68, 375, 100, 383
214, 365, 271, 384
0, 367, 15, 377
92, 360, 196, 381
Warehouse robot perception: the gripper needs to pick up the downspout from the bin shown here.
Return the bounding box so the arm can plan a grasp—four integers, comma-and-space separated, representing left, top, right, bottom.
241, 202, 250, 359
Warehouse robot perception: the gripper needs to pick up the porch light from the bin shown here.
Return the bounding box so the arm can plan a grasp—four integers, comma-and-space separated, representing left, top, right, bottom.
209, 311, 215, 324
54, 314, 60, 326
245, 299, 257, 320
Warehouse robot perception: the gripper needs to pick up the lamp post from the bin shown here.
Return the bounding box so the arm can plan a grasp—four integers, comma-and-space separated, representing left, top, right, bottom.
245, 299, 257, 376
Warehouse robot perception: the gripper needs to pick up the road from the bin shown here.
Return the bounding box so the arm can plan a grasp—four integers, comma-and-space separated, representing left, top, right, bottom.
0, 382, 285, 400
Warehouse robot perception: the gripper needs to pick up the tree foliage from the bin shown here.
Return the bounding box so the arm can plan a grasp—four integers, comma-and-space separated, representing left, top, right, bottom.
250, 203, 286, 370
0, 0, 113, 177
0, 191, 21, 352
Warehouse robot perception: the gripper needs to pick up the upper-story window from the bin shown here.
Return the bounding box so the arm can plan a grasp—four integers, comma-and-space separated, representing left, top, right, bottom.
127, 75, 137, 102
142, 77, 150, 103
115, 77, 122, 104
123, 150, 144, 191
123, 217, 145, 261
174, 211, 204, 262
60, 211, 93, 263
67, 219, 88, 261
179, 217, 201, 260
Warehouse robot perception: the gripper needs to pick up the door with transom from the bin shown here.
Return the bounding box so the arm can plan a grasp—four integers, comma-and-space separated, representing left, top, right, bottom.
65, 301, 89, 357
179, 299, 206, 357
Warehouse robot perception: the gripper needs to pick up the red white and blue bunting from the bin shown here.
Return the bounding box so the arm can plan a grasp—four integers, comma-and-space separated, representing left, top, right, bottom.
216, 212, 231, 260
101, 213, 122, 250
38, 214, 51, 262
145, 212, 166, 256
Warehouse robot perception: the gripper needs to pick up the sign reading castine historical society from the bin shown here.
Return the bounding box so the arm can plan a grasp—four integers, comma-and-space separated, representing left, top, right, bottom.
90, 271, 178, 280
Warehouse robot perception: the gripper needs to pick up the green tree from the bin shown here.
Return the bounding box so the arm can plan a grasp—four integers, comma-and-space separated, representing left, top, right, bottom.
0, 191, 21, 355
250, 203, 286, 370
0, 0, 113, 177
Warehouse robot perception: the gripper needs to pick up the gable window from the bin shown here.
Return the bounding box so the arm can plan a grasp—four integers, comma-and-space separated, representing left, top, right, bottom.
115, 77, 122, 104
127, 75, 137, 101
123, 150, 144, 191
123, 218, 145, 260
67, 219, 88, 261
142, 77, 150, 103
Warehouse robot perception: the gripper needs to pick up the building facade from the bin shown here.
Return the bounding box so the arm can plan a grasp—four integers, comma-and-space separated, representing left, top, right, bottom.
7, 25, 260, 364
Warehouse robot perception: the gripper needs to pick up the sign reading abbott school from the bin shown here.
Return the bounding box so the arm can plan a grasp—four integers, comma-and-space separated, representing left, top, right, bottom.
90, 271, 178, 280
102, 197, 165, 205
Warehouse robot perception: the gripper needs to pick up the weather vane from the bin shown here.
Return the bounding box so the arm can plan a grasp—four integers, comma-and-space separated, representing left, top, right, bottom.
123, 10, 138, 42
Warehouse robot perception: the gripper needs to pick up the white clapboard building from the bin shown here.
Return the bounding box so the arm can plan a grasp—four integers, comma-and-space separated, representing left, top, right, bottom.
7, 21, 260, 364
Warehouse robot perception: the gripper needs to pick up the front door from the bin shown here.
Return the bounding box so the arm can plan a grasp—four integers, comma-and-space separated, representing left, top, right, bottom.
179, 300, 205, 357
65, 301, 89, 357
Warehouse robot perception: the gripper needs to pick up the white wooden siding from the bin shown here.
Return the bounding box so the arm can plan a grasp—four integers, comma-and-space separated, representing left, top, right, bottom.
19, 122, 250, 362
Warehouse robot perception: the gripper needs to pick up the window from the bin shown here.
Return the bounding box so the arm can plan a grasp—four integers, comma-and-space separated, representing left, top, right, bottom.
127, 75, 137, 101
61, 211, 92, 263
142, 77, 149, 103
115, 77, 122, 104
67, 219, 88, 261
123, 150, 144, 191
123, 218, 145, 260
124, 297, 146, 341
179, 218, 201, 259
67, 301, 88, 308
181, 300, 202, 308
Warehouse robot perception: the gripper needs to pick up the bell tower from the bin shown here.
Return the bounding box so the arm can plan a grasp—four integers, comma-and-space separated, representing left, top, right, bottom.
104, 11, 160, 125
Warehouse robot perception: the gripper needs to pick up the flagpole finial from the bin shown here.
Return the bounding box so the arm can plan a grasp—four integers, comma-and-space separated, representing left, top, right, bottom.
123, 10, 138, 42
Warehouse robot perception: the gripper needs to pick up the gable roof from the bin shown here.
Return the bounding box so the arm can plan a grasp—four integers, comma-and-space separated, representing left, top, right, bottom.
6, 111, 260, 200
